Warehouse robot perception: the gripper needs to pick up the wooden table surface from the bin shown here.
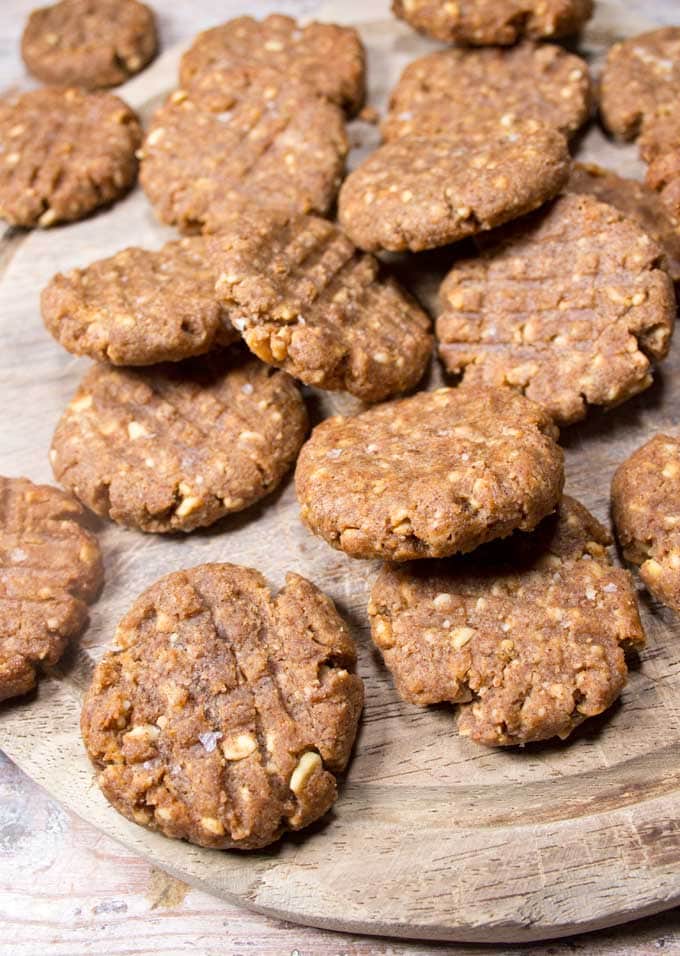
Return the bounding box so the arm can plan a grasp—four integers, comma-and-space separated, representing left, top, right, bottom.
3, 0, 680, 953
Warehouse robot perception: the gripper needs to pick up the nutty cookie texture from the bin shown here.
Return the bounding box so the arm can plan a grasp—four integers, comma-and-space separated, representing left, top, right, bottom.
41, 237, 238, 366
295, 386, 564, 561
392, 0, 593, 45
567, 163, 680, 284
599, 28, 680, 141
437, 193, 676, 426
139, 66, 348, 235
0, 87, 141, 228
50, 350, 308, 534
612, 434, 680, 614
81, 564, 364, 849
382, 43, 591, 143
0, 476, 102, 703
179, 14, 365, 117
369, 497, 645, 747
22, 0, 157, 89
209, 213, 432, 402
338, 122, 569, 253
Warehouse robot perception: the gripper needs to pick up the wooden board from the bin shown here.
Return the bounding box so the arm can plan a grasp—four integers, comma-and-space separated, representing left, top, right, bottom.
1, 0, 680, 944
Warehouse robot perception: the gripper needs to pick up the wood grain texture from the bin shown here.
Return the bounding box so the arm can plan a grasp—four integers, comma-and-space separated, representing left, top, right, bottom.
3, 0, 680, 948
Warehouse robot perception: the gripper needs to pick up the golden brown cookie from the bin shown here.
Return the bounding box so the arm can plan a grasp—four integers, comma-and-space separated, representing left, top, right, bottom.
209, 213, 432, 402
612, 434, 680, 613
179, 14, 365, 116
139, 66, 348, 235
600, 28, 680, 141
338, 121, 569, 253
81, 564, 364, 849
0, 475, 102, 702
295, 386, 564, 561
383, 43, 591, 143
50, 350, 308, 534
369, 496, 645, 747
567, 163, 680, 283
392, 0, 593, 45
41, 237, 239, 366
638, 111, 680, 221
21, 0, 157, 89
0, 87, 141, 228
437, 194, 676, 426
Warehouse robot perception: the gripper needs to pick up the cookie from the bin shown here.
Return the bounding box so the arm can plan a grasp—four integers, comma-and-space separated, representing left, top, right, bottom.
209, 213, 432, 402
50, 350, 308, 534
41, 237, 239, 366
0, 87, 141, 228
21, 0, 157, 89
139, 66, 348, 235
338, 120, 569, 253
612, 434, 680, 613
81, 564, 363, 849
638, 113, 680, 221
437, 193, 676, 426
179, 14, 365, 117
382, 43, 591, 143
0, 476, 102, 703
295, 386, 563, 561
369, 496, 644, 747
567, 163, 680, 283
392, 0, 593, 45
600, 28, 680, 141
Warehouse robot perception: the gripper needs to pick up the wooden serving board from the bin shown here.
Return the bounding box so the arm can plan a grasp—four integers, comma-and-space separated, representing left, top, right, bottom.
2, 0, 680, 944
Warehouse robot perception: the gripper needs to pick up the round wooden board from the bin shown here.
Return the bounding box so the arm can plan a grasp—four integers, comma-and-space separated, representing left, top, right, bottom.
2, 0, 680, 944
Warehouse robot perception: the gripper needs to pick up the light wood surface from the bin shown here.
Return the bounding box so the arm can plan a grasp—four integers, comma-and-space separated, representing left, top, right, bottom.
3, 0, 680, 952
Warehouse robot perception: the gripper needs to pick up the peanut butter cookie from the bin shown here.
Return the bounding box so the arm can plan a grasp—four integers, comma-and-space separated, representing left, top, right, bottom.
42, 237, 238, 366
392, 0, 593, 45
139, 66, 348, 235
437, 194, 676, 426
295, 386, 563, 561
209, 213, 432, 402
0, 476, 102, 702
369, 496, 645, 746
22, 0, 157, 89
180, 14, 365, 116
612, 434, 680, 614
50, 350, 308, 534
382, 43, 591, 143
567, 163, 680, 283
600, 28, 680, 141
81, 564, 364, 849
638, 111, 680, 221
0, 87, 141, 228
338, 121, 569, 253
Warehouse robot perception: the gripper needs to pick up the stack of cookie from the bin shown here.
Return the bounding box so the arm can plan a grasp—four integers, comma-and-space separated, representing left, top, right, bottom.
3, 0, 680, 855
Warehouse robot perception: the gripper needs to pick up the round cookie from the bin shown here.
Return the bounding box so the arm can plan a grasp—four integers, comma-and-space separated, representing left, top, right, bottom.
0, 475, 102, 703
41, 237, 239, 366
369, 496, 645, 747
139, 66, 348, 235
295, 386, 564, 561
179, 14, 365, 117
209, 213, 432, 402
50, 350, 308, 534
21, 0, 157, 89
338, 121, 570, 253
567, 163, 680, 283
600, 28, 680, 141
0, 87, 141, 229
392, 0, 593, 45
382, 43, 591, 143
612, 434, 680, 613
436, 193, 676, 426
639, 113, 680, 222
81, 564, 364, 849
